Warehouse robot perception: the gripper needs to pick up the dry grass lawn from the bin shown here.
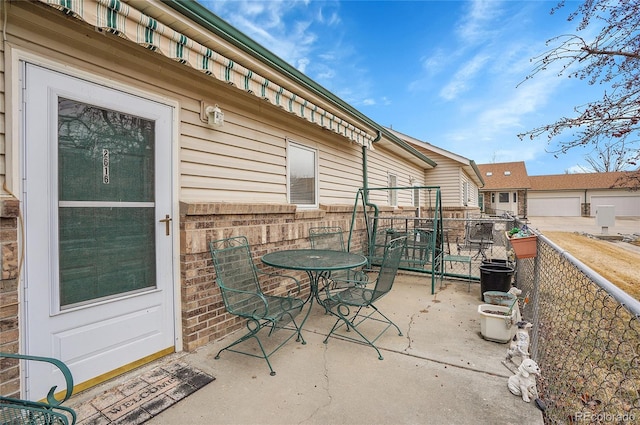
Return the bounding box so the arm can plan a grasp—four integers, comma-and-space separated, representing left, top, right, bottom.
544, 232, 640, 301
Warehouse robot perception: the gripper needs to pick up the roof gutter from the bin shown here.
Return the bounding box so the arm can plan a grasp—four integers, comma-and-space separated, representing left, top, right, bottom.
379, 128, 437, 168
469, 160, 485, 187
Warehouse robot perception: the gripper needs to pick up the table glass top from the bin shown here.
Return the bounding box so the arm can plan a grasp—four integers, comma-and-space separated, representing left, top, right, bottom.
261, 249, 367, 271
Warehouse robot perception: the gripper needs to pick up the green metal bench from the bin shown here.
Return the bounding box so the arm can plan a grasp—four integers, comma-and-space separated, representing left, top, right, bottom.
0, 352, 76, 425
370, 228, 431, 270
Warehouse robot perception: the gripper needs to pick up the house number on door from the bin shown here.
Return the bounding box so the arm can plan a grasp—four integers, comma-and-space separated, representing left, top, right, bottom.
102, 149, 110, 184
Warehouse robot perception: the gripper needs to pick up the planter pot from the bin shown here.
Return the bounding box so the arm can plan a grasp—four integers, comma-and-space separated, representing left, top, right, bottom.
483, 290, 515, 307
506, 232, 537, 259
478, 304, 517, 343
483, 291, 522, 322
479, 263, 514, 300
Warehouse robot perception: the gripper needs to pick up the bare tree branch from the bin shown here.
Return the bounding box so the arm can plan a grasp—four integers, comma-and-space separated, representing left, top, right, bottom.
518, 0, 640, 188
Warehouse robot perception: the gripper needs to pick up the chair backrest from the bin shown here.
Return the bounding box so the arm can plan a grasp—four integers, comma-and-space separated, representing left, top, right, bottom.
469, 222, 493, 241
209, 236, 264, 316
464, 221, 491, 241
309, 226, 346, 251
371, 236, 407, 301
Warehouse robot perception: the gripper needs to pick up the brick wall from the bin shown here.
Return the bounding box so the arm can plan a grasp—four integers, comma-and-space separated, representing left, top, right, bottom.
178, 201, 369, 351
0, 198, 20, 398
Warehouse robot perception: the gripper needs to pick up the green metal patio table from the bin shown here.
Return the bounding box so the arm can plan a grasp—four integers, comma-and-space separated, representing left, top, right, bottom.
261, 249, 368, 328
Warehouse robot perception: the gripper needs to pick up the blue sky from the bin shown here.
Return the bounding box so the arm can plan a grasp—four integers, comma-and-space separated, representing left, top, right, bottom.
199, 0, 609, 176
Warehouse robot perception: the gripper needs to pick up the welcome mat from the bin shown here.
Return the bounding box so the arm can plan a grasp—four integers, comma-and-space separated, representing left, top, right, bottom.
76, 362, 215, 425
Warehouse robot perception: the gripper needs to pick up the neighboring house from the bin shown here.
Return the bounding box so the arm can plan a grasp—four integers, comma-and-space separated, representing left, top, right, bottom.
477, 162, 640, 218
528, 172, 640, 217
387, 128, 485, 216
0, 0, 449, 399
477, 162, 530, 217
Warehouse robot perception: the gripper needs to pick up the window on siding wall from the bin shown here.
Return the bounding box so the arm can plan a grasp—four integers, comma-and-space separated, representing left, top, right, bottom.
513, 192, 517, 203
388, 173, 398, 206
412, 184, 420, 215
287, 141, 318, 208
463, 181, 469, 206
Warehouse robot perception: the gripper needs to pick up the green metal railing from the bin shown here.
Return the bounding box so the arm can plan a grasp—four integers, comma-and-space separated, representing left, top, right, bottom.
347, 186, 444, 294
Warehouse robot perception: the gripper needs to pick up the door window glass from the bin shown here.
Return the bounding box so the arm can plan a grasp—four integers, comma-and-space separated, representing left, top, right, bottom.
58, 98, 156, 307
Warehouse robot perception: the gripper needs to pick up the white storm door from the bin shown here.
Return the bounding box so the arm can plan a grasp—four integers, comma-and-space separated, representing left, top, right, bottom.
22, 63, 175, 400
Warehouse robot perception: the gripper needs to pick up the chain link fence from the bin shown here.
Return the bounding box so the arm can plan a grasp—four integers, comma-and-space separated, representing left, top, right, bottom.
369, 211, 639, 422
514, 227, 639, 424
439, 216, 516, 283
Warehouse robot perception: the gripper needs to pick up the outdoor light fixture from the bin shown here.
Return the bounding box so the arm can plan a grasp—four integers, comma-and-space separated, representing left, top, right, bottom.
200, 101, 225, 127
206, 104, 224, 127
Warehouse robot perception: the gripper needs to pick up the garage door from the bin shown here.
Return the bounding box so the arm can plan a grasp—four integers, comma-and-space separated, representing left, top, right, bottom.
528, 197, 581, 216
591, 196, 640, 217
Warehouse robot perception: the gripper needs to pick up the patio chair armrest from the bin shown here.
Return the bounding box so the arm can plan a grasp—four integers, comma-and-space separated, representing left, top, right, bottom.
216, 280, 271, 319
346, 269, 369, 286
256, 270, 303, 296
0, 352, 77, 425
0, 352, 74, 406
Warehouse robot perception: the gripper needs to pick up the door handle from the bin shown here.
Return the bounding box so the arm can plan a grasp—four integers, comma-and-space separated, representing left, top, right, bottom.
159, 214, 172, 236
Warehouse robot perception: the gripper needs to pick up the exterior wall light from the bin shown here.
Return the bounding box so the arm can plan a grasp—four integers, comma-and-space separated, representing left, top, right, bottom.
205, 104, 224, 127
200, 101, 224, 127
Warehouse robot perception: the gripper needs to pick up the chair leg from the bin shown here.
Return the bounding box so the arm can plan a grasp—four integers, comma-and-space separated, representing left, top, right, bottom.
215, 318, 278, 375
215, 313, 304, 376
323, 304, 402, 360
467, 259, 472, 292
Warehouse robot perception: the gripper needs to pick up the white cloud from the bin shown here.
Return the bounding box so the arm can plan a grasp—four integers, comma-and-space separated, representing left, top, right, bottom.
456, 0, 504, 44
201, 0, 320, 70
439, 54, 491, 100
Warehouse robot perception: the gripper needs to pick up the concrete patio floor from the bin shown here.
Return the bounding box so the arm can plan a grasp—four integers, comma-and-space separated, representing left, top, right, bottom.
70, 273, 543, 425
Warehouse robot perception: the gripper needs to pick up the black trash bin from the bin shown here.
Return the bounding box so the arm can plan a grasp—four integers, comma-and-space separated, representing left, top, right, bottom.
479, 263, 514, 300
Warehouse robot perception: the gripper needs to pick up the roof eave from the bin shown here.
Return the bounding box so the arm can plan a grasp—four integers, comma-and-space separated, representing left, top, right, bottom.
378, 128, 437, 169
467, 160, 485, 187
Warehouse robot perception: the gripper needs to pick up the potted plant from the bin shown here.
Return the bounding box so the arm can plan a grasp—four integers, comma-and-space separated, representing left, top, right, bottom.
478, 303, 517, 343
506, 226, 537, 259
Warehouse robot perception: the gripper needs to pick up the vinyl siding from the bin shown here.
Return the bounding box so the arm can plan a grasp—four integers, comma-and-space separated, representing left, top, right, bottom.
424, 154, 465, 207
2, 1, 370, 205
422, 152, 480, 208
365, 144, 425, 207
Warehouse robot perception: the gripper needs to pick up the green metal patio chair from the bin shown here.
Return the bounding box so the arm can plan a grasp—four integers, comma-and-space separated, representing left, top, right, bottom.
0, 352, 76, 425
209, 236, 306, 376
309, 226, 368, 292
322, 236, 407, 360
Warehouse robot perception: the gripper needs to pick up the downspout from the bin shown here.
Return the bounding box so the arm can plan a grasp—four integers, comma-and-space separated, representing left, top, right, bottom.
362, 129, 381, 206
363, 131, 382, 259
349, 130, 381, 251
